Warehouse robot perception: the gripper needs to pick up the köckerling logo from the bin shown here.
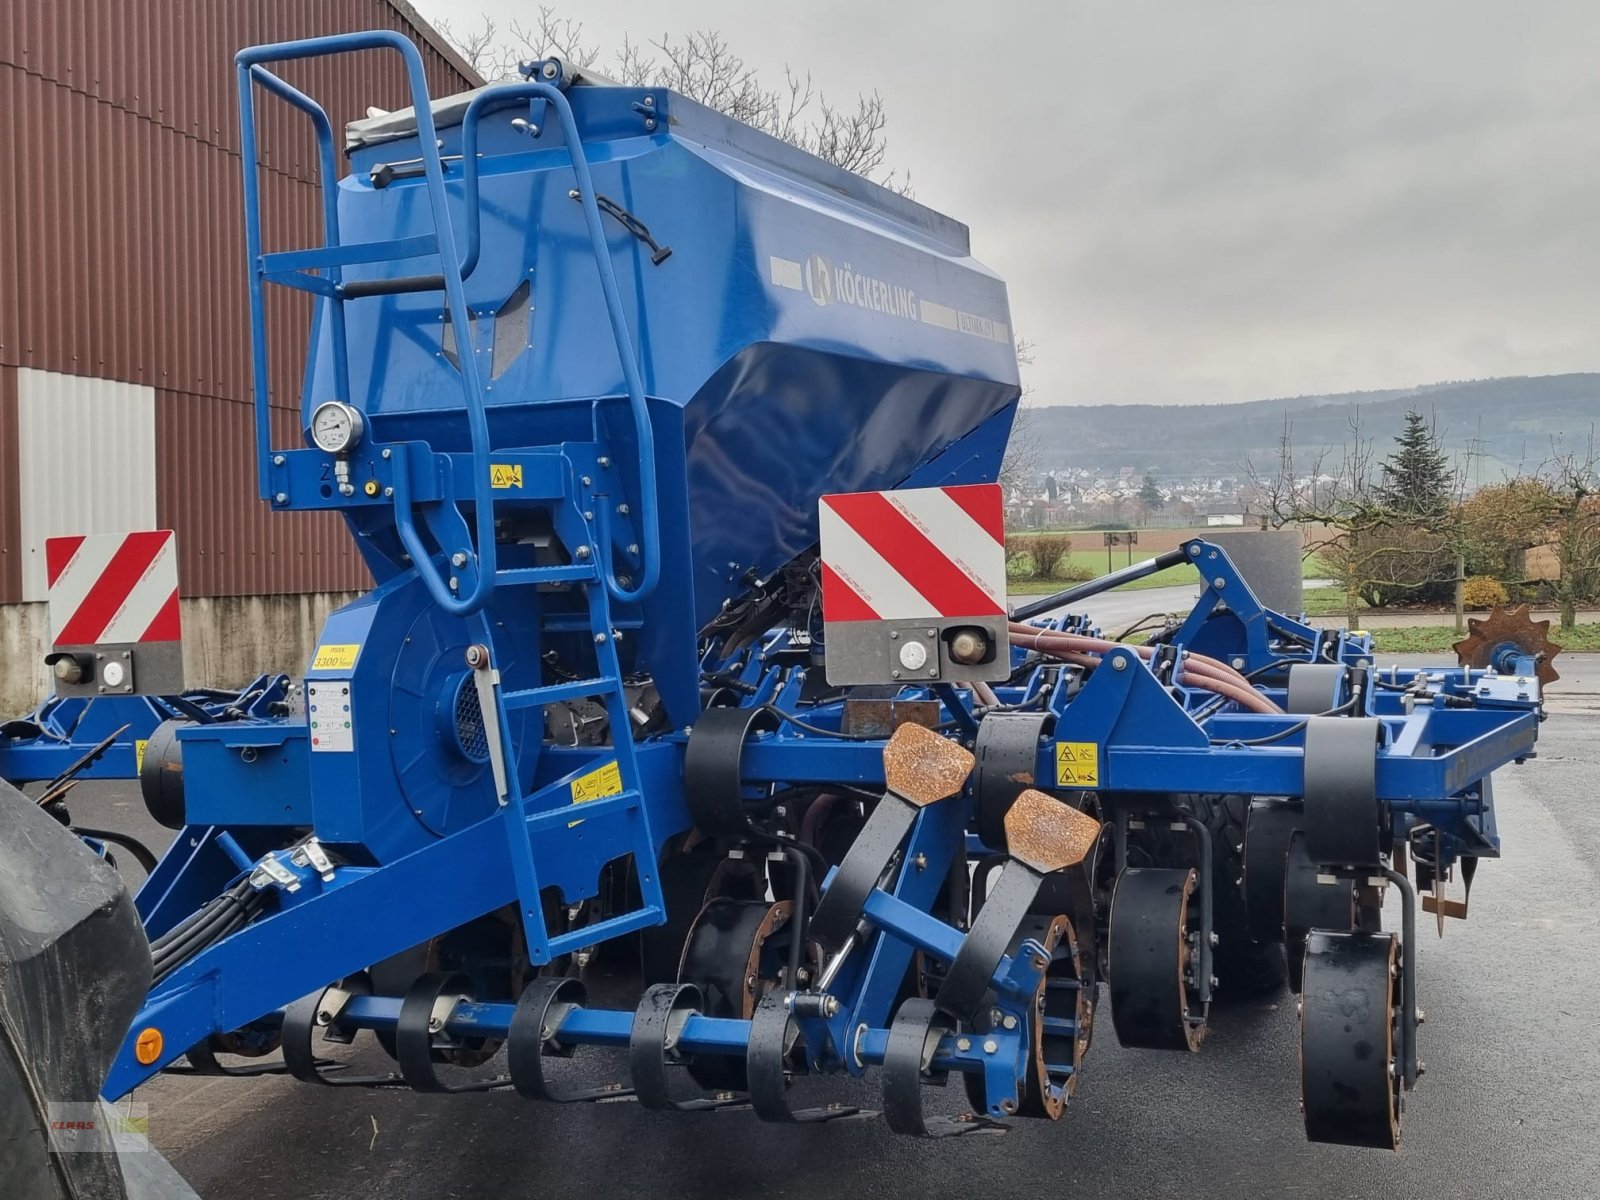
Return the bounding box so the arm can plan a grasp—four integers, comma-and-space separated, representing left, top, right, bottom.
805, 254, 834, 306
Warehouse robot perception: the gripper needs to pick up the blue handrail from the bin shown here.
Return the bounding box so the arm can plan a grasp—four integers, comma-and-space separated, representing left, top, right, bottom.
234, 31, 500, 617
457, 81, 661, 604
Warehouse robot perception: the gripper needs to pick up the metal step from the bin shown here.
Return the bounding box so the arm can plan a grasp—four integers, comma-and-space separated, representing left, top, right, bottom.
503, 676, 615, 711
496, 563, 600, 587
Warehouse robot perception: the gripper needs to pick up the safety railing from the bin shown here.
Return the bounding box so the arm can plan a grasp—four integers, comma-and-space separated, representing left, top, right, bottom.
235, 33, 662, 611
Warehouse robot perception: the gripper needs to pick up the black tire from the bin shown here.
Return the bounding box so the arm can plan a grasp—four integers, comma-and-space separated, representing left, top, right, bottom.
1184, 792, 1288, 999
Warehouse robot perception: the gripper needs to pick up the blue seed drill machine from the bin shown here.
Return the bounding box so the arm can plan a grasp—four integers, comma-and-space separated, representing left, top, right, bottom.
0, 31, 1550, 1194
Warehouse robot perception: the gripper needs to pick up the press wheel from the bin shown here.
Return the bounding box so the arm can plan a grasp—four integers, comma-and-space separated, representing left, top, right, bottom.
1283, 831, 1360, 993
677, 897, 800, 1090
1107, 867, 1207, 1051
1300, 930, 1403, 1149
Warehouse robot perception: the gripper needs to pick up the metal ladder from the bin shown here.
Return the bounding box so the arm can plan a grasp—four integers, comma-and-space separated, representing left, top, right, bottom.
235, 31, 666, 965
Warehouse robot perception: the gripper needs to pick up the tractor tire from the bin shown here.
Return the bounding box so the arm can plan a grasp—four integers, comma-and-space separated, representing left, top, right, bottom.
1185, 792, 1288, 999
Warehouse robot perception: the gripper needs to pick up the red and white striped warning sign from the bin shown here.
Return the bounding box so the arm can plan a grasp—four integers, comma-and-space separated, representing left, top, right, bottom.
819, 484, 1006, 621
45, 530, 182, 646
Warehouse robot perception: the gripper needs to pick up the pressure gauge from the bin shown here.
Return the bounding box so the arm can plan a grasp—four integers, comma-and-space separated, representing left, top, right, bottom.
309, 401, 366, 454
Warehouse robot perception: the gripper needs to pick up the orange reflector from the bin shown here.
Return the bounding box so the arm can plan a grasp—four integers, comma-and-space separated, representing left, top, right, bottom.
134, 1027, 164, 1065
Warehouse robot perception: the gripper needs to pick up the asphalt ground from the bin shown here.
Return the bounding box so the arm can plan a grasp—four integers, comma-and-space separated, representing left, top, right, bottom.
35, 663, 1600, 1199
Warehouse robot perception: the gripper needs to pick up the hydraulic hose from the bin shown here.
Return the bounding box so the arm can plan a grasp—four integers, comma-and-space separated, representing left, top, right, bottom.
1009, 626, 1282, 716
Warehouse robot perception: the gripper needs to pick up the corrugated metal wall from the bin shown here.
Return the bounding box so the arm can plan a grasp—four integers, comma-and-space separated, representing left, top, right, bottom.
0, 367, 19, 603
0, 0, 479, 602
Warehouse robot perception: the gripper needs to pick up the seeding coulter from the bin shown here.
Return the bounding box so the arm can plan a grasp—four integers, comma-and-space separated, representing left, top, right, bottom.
0, 31, 1549, 1195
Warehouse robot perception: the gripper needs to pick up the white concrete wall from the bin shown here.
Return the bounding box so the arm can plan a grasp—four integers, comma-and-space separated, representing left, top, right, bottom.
0, 592, 361, 714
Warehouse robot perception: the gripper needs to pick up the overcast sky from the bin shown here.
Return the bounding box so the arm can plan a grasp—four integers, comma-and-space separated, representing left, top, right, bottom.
417, 1, 1600, 406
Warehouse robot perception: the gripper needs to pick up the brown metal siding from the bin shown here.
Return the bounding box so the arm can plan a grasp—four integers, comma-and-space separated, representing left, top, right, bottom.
0, 0, 476, 596
0, 367, 19, 603
156, 391, 371, 595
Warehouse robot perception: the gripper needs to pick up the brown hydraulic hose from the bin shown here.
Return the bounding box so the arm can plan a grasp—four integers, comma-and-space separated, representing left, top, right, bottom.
966, 679, 1001, 708
1008, 626, 1282, 716
1006, 622, 1271, 701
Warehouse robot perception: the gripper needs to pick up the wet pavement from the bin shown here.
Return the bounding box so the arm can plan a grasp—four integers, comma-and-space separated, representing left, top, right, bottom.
47, 702, 1600, 1200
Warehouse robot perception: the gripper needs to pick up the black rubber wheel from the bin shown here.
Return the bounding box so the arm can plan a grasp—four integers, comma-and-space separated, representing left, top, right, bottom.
1184, 793, 1288, 998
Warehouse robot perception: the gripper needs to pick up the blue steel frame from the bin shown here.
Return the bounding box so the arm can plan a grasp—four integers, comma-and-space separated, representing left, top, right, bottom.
101, 532, 1540, 1103
0, 675, 290, 784
98, 31, 1544, 1122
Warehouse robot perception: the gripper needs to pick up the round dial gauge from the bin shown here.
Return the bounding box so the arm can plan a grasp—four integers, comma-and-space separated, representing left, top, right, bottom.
309, 401, 366, 454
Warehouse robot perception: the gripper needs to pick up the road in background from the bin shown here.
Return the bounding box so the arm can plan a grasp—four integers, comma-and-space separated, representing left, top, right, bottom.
1010, 582, 1201, 635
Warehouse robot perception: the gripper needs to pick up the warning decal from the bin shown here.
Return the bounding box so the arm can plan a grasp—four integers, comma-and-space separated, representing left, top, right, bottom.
571, 761, 624, 804
1055, 742, 1100, 788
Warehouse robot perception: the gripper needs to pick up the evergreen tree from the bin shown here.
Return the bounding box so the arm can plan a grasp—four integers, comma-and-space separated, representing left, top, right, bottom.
1137, 473, 1163, 511
1374, 410, 1453, 520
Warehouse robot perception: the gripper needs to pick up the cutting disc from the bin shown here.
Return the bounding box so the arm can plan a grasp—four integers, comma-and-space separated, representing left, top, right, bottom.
1452, 604, 1561, 686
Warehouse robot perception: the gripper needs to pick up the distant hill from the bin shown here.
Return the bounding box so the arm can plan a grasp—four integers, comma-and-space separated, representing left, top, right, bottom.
1024, 373, 1600, 480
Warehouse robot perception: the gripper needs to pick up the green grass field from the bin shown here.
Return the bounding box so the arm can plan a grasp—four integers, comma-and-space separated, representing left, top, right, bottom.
1007, 536, 1326, 595
1369, 623, 1600, 654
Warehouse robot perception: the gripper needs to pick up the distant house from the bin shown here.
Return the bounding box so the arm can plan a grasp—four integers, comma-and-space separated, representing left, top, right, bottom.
1204, 505, 1248, 527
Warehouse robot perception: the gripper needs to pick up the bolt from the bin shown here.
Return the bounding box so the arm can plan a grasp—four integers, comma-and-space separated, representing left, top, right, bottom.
956, 1036, 971, 1052
821, 996, 841, 1017
384, 487, 394, 498
890, 630, 899, 640
617, 503, 630, 515
1417, 1061, 1427, 1076
273, 454, 285, 466
982, 1039, 998, 1055
581, 475, 592, 487
1002, 1014, 1018, 1030
575, 545, 591, 559
1189, 544, 1201, 556
541, 61, 559, 79
644, 95, 655, 107
598, 456, 611, 467
448, 576, 460, 590
628, 543, 640, 555
451, 552, 468, 568
926, 628, 936, 637
594, 633, 608, 644
1209, 932, 1219, 946
912, 853, 927, 871
1213, 577, 1226, 589
645, 118, 656, 130
891, 669, 902, 679
584, 510, 594, 521
1112, 656, 1127, 671
928, 668, 938, 678
382, 448, 392, 459
989, 1008, 1003, 1026
1231, 657, 1245, 670
274, 492, 288, 503
1416, 1008, 1426, 1025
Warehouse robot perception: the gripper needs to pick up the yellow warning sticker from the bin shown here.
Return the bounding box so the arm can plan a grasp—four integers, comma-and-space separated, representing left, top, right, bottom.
135, 739, 148, 774
571, 760, 624, 805
490, 463, 524, 489
1055, 741, 1100, 788
312, 643, 361, 671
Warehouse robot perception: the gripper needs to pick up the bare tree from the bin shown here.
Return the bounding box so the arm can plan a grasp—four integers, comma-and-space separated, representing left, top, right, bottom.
999, 337, 1041, 508
1249, 414, 1459, 626
437, 8, 910, 194
1534, 432, 1600, 628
